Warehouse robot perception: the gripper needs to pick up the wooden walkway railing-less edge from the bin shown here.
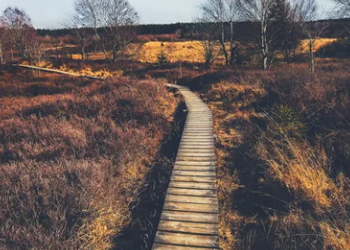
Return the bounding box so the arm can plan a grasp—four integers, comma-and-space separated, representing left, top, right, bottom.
152, 84, 220, 250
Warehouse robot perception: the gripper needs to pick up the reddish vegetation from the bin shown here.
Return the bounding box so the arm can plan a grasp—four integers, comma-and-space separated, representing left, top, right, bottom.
172, 61, 350, 250
0, 67, 178, 249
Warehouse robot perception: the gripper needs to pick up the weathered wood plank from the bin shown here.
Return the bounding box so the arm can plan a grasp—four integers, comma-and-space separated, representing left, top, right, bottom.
176, 157, 216, 162
173, 166, 216, 172
172, 171, 216, 177
157, 220, 219, 235
154, 232, 219, 248
174, 161, 215, 166
165, 194, 218, 204
152, 243, 220, 250
169, 182, 216, 190
167, 188, 217, 197
177, 151, 215, 156
171, 175, 216, 183
161, 211, 219, 223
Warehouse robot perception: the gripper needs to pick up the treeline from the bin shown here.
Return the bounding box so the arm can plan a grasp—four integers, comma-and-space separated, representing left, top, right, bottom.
37, 19, 350, 40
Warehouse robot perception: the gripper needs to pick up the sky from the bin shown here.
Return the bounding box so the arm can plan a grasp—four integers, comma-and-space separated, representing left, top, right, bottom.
0, 0, 336, 29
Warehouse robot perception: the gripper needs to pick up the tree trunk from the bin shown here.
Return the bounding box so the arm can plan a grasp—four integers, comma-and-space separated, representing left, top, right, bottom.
112, 45, 117, 64
0, 43, 3, 64
81, 43, 86, 62
94, 29, 108, 61
56, 46, 59, 59
309, 40, 315, 72
229, 21, 235, 66
220, 23, 229, 66
261, 20, 268, 70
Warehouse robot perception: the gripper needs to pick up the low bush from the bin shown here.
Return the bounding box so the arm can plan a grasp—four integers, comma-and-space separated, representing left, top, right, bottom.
0, 69, 178, 249
191, 62, 350, 250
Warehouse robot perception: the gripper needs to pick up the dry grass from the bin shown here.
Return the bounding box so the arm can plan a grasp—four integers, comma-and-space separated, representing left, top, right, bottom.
0, 68, 178, 249
298, 38, 338, 54
184, 62, 350, 250
54, 38, 338, 68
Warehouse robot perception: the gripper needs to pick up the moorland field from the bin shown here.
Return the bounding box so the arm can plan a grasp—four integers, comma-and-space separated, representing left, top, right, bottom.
1, 0, 350, 249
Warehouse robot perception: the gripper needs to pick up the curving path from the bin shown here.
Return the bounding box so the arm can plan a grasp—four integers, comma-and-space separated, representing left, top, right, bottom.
10, 65, 220, 248
152, 85, 220, 250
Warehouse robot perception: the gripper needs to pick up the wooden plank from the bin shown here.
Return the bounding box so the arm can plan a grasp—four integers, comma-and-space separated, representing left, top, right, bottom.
169, 182, 216, 190
176, 157, 215, 162
177, 153, 215, 158
181, 140, 214, 143
178, 148, 215, 151
173, 166, 216, 172
180, 141, 214, 145
181, 137, 214, 140
161, 211, 219, 223
181, 140, 214, 147
175, 161, 215, 166
157, 220, 219, 235
179, 146, 214, 150
164, 201, 218, 213
171, 175, 216, 183
154, 232, 219, 248
177, 151, 215, 155
167, 188, 216, 197
173, 171, 216, 177
165, 194, 218, 204
181, 135, 213, 138
178, 147, 215, 151
152, 243, 220, 250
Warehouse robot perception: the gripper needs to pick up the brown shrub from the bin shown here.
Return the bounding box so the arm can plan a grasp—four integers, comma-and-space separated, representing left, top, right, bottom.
0, 70, 178, 249
195, 62, 350, 250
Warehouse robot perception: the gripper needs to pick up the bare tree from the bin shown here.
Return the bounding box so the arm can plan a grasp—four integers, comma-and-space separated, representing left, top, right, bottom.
200, 0, 229, 66
72, 0, 138, 63
0, 7, 33, 59
26, 29, 45, 67
0, 25, 5, 64
226, 0, 240, 65
291, 0, 326, 72
332, 0, 350, 17
237, 0, 275, 69
101, 0, 139, 63
200, 0, 239, 66
332, 0, 350, 33
193, 18, 221, 69
73, 0, 108, 58
64, 13, 92, 62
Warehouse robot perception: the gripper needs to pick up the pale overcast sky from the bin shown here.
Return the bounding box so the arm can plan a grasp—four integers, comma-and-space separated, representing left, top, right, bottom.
0, 0, 336, 29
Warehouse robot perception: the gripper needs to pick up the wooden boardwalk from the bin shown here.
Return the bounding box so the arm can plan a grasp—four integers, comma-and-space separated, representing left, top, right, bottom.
152, 85, 219, 250
13, 64, 104, 80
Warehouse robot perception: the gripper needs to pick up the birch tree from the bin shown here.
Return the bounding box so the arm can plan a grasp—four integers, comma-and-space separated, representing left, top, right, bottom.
292, 0, 326, 72
237, 0, 275, 69
200, 0, 239, 66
